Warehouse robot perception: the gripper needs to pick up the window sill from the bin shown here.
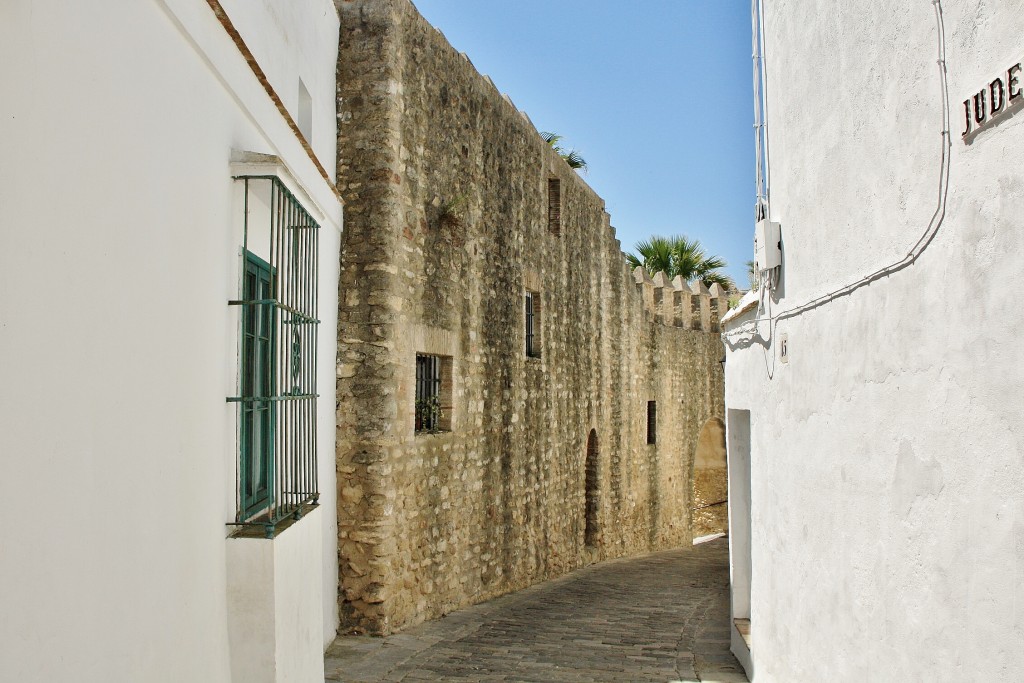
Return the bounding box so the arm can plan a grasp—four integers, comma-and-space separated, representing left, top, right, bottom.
229, 502, 319, 540
415, 429, 453, 438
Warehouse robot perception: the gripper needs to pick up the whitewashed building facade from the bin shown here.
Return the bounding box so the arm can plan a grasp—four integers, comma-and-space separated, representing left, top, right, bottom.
724, 0, 1024, 680
0, 1, 342, 681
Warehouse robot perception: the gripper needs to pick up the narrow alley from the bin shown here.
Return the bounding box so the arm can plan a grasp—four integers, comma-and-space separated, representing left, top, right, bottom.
325, 538, 746, 683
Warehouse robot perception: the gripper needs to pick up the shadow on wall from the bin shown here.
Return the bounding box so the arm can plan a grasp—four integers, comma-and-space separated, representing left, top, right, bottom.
692, 417, 728, 538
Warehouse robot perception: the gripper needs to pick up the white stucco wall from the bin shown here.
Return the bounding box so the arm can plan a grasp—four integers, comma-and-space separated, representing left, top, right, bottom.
0, 1, 341, 681
220, 0, 339, 171
725, 1, 1024, 681
227, 507, 326, 683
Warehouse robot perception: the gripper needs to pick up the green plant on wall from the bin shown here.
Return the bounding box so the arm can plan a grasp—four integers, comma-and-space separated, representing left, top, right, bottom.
415, 395, 443, 433
436, 194, 467, 229
540, 132, 587, 171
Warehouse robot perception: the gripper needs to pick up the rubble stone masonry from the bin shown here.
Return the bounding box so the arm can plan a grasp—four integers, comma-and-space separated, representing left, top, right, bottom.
335, 0, 726, 634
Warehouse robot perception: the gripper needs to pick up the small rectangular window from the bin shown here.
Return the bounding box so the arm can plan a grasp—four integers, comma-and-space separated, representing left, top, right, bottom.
547, 178, 561, 236
416, 354, 452, 432
647, 401, 657, 445
525, 291, 542, 358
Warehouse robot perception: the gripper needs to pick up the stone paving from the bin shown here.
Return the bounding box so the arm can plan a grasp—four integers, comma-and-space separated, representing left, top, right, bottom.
324, 537, 747, 682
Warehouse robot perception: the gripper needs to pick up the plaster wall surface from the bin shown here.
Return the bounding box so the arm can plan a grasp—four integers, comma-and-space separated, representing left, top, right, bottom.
220, 0, 339, 170
724, 1, 1024, 680
0, 1, 341, 679
271, 508, 328, 682
335, 0, 726, 635
228, 536, 279, 682
227, 506, 327, 683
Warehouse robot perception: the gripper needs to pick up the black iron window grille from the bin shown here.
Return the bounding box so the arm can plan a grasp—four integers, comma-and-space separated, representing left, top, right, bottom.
415, 354, 452, 433
228, 176, 320, 538
525, 291, 541, 358
415, 354, 441, 432
647, 401, 657, 445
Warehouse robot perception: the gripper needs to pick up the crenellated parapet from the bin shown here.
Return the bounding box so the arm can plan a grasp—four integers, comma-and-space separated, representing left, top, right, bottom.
630, 264, 730, 333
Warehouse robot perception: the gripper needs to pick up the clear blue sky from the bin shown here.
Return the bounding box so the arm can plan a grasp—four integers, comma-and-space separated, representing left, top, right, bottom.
410, 0, 755, 287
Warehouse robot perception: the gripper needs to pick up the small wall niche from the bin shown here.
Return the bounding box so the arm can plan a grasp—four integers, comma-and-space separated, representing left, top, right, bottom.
298, 79, 313, 144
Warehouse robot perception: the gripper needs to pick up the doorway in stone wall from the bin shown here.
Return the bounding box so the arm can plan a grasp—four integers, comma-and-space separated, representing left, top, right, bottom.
692, 417, 728, 538
584, 429, 599, 546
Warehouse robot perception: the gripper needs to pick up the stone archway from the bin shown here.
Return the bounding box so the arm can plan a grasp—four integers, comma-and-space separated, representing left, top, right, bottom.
692, 417, 728, 538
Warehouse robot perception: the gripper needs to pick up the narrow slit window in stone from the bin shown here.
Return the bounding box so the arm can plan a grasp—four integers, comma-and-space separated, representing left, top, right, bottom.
547, 178, 561, 236
525, 291, 542, 358
647, 401, 657, 445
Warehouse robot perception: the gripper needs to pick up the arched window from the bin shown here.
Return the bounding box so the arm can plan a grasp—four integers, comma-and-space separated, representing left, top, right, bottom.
585, 429, 599, 546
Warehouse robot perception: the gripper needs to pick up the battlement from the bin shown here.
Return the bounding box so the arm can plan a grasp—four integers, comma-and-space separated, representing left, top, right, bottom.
629, 265, 730, 333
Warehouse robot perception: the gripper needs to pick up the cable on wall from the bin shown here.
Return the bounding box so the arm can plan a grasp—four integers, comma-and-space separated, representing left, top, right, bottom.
726, 0, 952, 372
751, 0, 770, 223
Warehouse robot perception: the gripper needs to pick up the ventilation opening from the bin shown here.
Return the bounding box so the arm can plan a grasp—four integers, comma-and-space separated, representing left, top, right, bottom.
585, 429, 599, 546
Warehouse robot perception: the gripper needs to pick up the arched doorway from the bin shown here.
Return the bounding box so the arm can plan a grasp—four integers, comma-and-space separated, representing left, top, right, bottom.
585, 429, 599, 546
692, 417, 728, 538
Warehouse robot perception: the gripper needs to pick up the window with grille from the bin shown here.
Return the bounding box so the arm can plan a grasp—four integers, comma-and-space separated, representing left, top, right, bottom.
228, 176, 320, 538
415, 354, 452, 433
647, 401, 657, 445
525, 291, 542, 359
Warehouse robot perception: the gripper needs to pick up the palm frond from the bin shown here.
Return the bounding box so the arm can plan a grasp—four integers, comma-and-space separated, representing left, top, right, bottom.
541, 132, 587, 171
701, 271, 736, 291
564, 150, 587, 170
630, 234, 731, 290
631, 236, 675, 277
692, 255, 727, 279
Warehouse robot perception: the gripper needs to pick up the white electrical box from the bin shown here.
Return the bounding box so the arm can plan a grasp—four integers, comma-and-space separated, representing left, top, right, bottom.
754, 219, 782, 271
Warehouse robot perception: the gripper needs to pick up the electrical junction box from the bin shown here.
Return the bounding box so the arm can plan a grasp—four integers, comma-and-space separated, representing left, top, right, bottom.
754, 219, 782, 271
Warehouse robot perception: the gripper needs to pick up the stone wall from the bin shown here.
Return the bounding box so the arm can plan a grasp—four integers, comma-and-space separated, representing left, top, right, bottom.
335, 0, 725, 635
692, 418, 729, 538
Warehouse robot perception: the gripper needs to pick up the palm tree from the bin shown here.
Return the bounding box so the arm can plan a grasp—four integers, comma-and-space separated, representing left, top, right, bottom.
541, 132, 587, 171
626, 235, 735, 290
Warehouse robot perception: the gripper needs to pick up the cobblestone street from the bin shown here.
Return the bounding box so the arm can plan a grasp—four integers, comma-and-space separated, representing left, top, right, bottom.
325, 537, 746, 682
